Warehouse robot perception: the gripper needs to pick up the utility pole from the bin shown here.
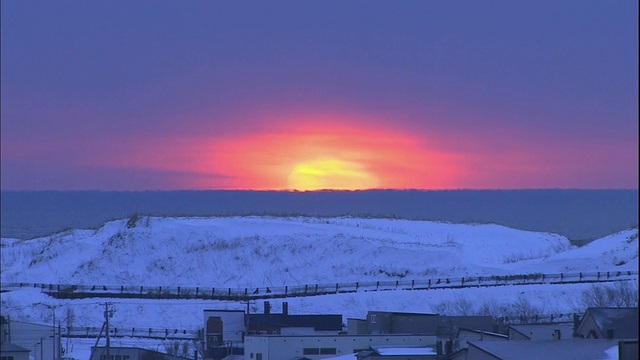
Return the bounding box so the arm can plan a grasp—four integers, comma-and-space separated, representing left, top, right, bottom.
34, 303, 56, 360
103, 302, 114, 360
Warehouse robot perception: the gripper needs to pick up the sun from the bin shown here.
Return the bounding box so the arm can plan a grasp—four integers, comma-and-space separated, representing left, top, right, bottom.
287, 157, 379, 190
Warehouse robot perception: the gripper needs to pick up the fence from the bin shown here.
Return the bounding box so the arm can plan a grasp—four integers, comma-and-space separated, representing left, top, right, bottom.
63, 326, 201, 340
2, 270, 636, 301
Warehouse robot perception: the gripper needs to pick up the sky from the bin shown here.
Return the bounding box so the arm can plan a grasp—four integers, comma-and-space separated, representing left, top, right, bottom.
1, 0, 638, 191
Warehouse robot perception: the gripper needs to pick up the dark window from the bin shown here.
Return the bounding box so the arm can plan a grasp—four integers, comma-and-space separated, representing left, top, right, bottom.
303, 348, 320, 355
2, 356, 16, 360
256, 354, 262, 360
320, 348, 337, 355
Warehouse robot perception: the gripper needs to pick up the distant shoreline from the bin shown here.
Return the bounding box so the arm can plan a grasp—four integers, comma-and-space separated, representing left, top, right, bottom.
2, 189, 637, 240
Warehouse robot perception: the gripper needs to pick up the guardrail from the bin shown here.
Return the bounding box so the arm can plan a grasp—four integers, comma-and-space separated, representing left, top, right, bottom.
2, 270, 636, 301
63, 326, 201, 340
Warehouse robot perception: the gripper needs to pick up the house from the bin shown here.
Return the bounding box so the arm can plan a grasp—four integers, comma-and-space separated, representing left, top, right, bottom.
244, 334, 437, 360
89, 346, 193, 360
1, 342, 31, 360
2, 319, 55, 360
574, 307, 638, 339
450, 339, 618, 360
204, 302, 342, 360
205, 303, 341, 345
455, 328, 507, 351
356, 345, 437, 359
508, 323, 574, 341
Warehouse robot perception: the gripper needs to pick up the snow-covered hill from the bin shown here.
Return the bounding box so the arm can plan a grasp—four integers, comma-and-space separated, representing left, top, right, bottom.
1, 216, 637, 359
1, 216, 578, 286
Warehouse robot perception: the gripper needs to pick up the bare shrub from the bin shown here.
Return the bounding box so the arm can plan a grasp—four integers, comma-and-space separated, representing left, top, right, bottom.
163, 340, 181, 355
510, 295, 541, 323
478, 299, 510, 318
582, 282, 638, 308
452, 295, 475, 316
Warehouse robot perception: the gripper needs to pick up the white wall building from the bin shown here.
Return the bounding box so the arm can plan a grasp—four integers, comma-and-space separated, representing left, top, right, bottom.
7, 321, 57, 360
244, 334, 437, 360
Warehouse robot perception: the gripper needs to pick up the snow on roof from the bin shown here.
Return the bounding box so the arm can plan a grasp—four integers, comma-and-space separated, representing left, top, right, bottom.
509, 323, 574, 340
586, 307, 639, 339
469, 339, 619, 360
321, 354, 357, 360
458, 327, 508, 338
372, 346, 437, 355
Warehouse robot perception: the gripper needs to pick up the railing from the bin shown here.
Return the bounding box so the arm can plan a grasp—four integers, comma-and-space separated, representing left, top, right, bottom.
63, 326, 201, 340
2, 270, 636, 301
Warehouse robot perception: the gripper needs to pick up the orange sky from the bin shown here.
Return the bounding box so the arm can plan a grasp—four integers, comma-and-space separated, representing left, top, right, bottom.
103, 111, 637, 191
121, 116, 460, 190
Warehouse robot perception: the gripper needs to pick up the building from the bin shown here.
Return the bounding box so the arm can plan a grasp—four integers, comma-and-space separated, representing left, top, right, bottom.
1, 317, 7, 344
455, 328, 507, 350
1, 343, 31, 360
1, 317, 32, 360
204, 303, 343, 360
618, 340, 639, 360
508, 323, 574, 341
3, 320, 56, 360
90, 347, 193, 360
355, 345, 438, 359
349, 312, 495, 337
244, 334, 437, 360
574, 307, 638, 339
450, 339, 619, 360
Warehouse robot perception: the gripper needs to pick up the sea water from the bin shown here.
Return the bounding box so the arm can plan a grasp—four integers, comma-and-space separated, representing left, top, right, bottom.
1, 189, 637, 241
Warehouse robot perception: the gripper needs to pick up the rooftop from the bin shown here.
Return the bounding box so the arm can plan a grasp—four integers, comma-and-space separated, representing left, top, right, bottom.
468, 339, 618, 360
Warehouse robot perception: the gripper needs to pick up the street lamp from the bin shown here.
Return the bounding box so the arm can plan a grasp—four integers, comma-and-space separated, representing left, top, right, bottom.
34, 303, 57, 360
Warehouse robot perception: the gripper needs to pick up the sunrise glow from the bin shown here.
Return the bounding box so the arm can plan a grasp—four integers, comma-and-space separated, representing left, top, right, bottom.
115, 114, 461, 190
288, 157, 379, 190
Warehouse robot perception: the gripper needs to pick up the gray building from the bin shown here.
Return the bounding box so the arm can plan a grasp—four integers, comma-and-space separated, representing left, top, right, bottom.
90, 347, 192, 360
574, 307, 638, 339
1, 317, 32, 360
455, 328, 507, 351
450, 339, 619, 360
1, 342, 31, 360
508, 323, 574, 341
4, 321, 56, 360
355, 345, 437, 359
244, 334, 437, 360
350, 312, 495, 337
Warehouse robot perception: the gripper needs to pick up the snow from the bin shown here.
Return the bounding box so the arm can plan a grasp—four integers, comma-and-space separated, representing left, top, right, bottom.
323, 354, 356, 360
373, 346, 436, 355
602, 345, 618, 360
1, 216, 637, 357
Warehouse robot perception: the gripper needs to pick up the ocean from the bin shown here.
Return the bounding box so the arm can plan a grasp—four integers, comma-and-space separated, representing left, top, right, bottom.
1, 189, 637, 241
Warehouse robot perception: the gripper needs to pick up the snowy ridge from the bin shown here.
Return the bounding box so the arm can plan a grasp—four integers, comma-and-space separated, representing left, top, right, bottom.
1, 216, 579, 287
